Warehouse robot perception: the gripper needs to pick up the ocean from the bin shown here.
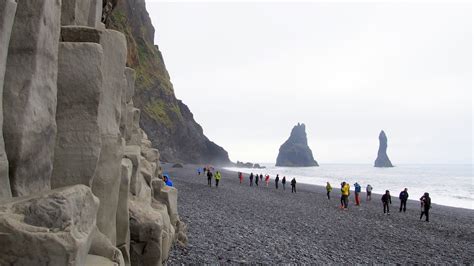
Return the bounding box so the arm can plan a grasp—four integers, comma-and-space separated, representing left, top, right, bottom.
225, 164, 474, 210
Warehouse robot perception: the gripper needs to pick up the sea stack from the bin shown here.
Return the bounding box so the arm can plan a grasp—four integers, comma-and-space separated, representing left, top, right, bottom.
374, 130, 394, 167
276, 123, 318, 167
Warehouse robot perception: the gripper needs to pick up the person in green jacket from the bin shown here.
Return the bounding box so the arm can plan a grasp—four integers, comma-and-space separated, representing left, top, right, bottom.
215, 171, 221, 188
326, 182, 332, 199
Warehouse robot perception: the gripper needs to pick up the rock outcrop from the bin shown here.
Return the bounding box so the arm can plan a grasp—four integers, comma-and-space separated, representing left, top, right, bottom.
107, 0, 231, 165
374, 130, 394, 167
276, 123, 319, 167
0, 0, 186, 264
3, 0, 61, 197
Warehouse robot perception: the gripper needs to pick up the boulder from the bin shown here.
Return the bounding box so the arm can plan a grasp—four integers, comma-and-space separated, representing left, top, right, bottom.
374, 130, 394, 167
0, 185, 99, 265
172, 163, 183, 168
152, 179, 179, 227
129, 197, 163, 266
0, 0, 16, 200
3, 0, 61, 197
51, 42, 104, 189
276, 123, 319, 167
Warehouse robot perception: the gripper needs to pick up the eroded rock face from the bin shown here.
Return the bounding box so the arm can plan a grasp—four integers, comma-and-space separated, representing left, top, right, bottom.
52, 41, 104, 189
91, 28, 127, 244
374, 130, 394, 167
0, 0, 187, 264
0, 185, 99, 266
0, 0, 16, 200
3, 0, 61, 197
276, 123, 319, 167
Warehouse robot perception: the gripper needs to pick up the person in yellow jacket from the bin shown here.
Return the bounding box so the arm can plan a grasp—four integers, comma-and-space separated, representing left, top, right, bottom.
326, 182, 332, 200
341, 182, 350, 209
215, 171, 221, 188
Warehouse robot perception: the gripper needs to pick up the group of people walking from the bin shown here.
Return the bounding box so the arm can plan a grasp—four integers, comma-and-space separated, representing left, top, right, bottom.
326, 181, 432, 221
200, 167, 221, 188
243, 173, 298, 193
199, 167, 432, 221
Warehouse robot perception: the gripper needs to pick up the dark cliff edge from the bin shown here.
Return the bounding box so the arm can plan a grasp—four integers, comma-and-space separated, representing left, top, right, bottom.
107, 0, 230, 165
374, 130, 394, 167
276, 123, 319, 167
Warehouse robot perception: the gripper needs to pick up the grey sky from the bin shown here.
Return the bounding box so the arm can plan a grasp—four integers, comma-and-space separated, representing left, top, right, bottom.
145, 1, 472, 164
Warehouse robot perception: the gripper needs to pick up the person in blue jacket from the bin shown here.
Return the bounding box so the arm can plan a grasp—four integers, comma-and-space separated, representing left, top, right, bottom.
354, 182, 361, 206
163, 174, 173, 187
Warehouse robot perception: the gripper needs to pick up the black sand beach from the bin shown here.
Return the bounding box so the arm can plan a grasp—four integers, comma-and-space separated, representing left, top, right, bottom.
166, 164, 474, 264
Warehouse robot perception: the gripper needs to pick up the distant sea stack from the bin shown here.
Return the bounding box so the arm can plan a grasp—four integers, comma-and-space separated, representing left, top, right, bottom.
276, 123, 319, 167
374, 130, 394, 167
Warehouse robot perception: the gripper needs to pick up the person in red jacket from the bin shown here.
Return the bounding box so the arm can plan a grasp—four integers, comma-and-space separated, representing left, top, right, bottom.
238, 172, 243, 184
265, 175, 270, 187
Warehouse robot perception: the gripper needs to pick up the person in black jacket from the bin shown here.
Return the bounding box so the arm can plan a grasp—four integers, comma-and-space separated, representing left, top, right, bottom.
207, 170, 213, 187
275, 174, 280, 189
249, 173, 254, 187
255, 173, 259, 186
381, 190, 392, 214
420, 192, 431, 222
282, 176, 286, 190
290, 178, 296, 193
399, 188, 409, 212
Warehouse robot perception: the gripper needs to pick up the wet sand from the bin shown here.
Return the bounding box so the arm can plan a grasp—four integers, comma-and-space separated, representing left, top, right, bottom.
166, 163, 474, 264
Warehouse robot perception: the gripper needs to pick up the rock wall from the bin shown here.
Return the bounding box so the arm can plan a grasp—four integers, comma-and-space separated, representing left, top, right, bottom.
0, 0, 186, 265
107, 0, 231, 165
374, 130, 394, 167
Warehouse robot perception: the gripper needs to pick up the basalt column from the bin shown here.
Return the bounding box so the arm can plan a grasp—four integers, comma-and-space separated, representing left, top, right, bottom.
0, 0, 16, 200
3, 0, 61, 197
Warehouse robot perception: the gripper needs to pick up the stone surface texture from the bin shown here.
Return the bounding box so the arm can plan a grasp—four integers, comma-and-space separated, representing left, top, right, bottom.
0, 0, 186, 264
3, 0, 61, 197
0, 0, 16, 200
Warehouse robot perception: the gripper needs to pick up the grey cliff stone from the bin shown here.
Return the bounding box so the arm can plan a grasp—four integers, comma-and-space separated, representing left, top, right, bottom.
0, 185, 99, 266
276, 123, 319, 167
374, 130, 394, 167
3, 0, 61, 196
0, 0, 16, 200
91, 28, 127, 244
61, 0, 101, 27
52, 41, 104, 189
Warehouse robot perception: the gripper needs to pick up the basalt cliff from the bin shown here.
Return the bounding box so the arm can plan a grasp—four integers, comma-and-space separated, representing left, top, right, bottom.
276, 123, 319, 167
374, 130, 394, 167
107, 0, 230, 165
0, 0, 187, 265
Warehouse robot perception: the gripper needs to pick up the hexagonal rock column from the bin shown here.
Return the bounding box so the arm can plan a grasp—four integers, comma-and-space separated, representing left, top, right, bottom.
91, 29, 127, 245
3, 0, 61, 197
0, 0, 16, 200
51, 40, 104, 189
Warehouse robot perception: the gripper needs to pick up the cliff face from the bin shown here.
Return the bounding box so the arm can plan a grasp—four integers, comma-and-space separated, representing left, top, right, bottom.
107, 0, 230, 165
0, 0, 186, 264
374, 130, 394, 167
276, 123, 319, 167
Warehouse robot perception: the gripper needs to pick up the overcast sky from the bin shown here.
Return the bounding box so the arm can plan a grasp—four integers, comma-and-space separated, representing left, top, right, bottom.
145, 1, 472, 164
